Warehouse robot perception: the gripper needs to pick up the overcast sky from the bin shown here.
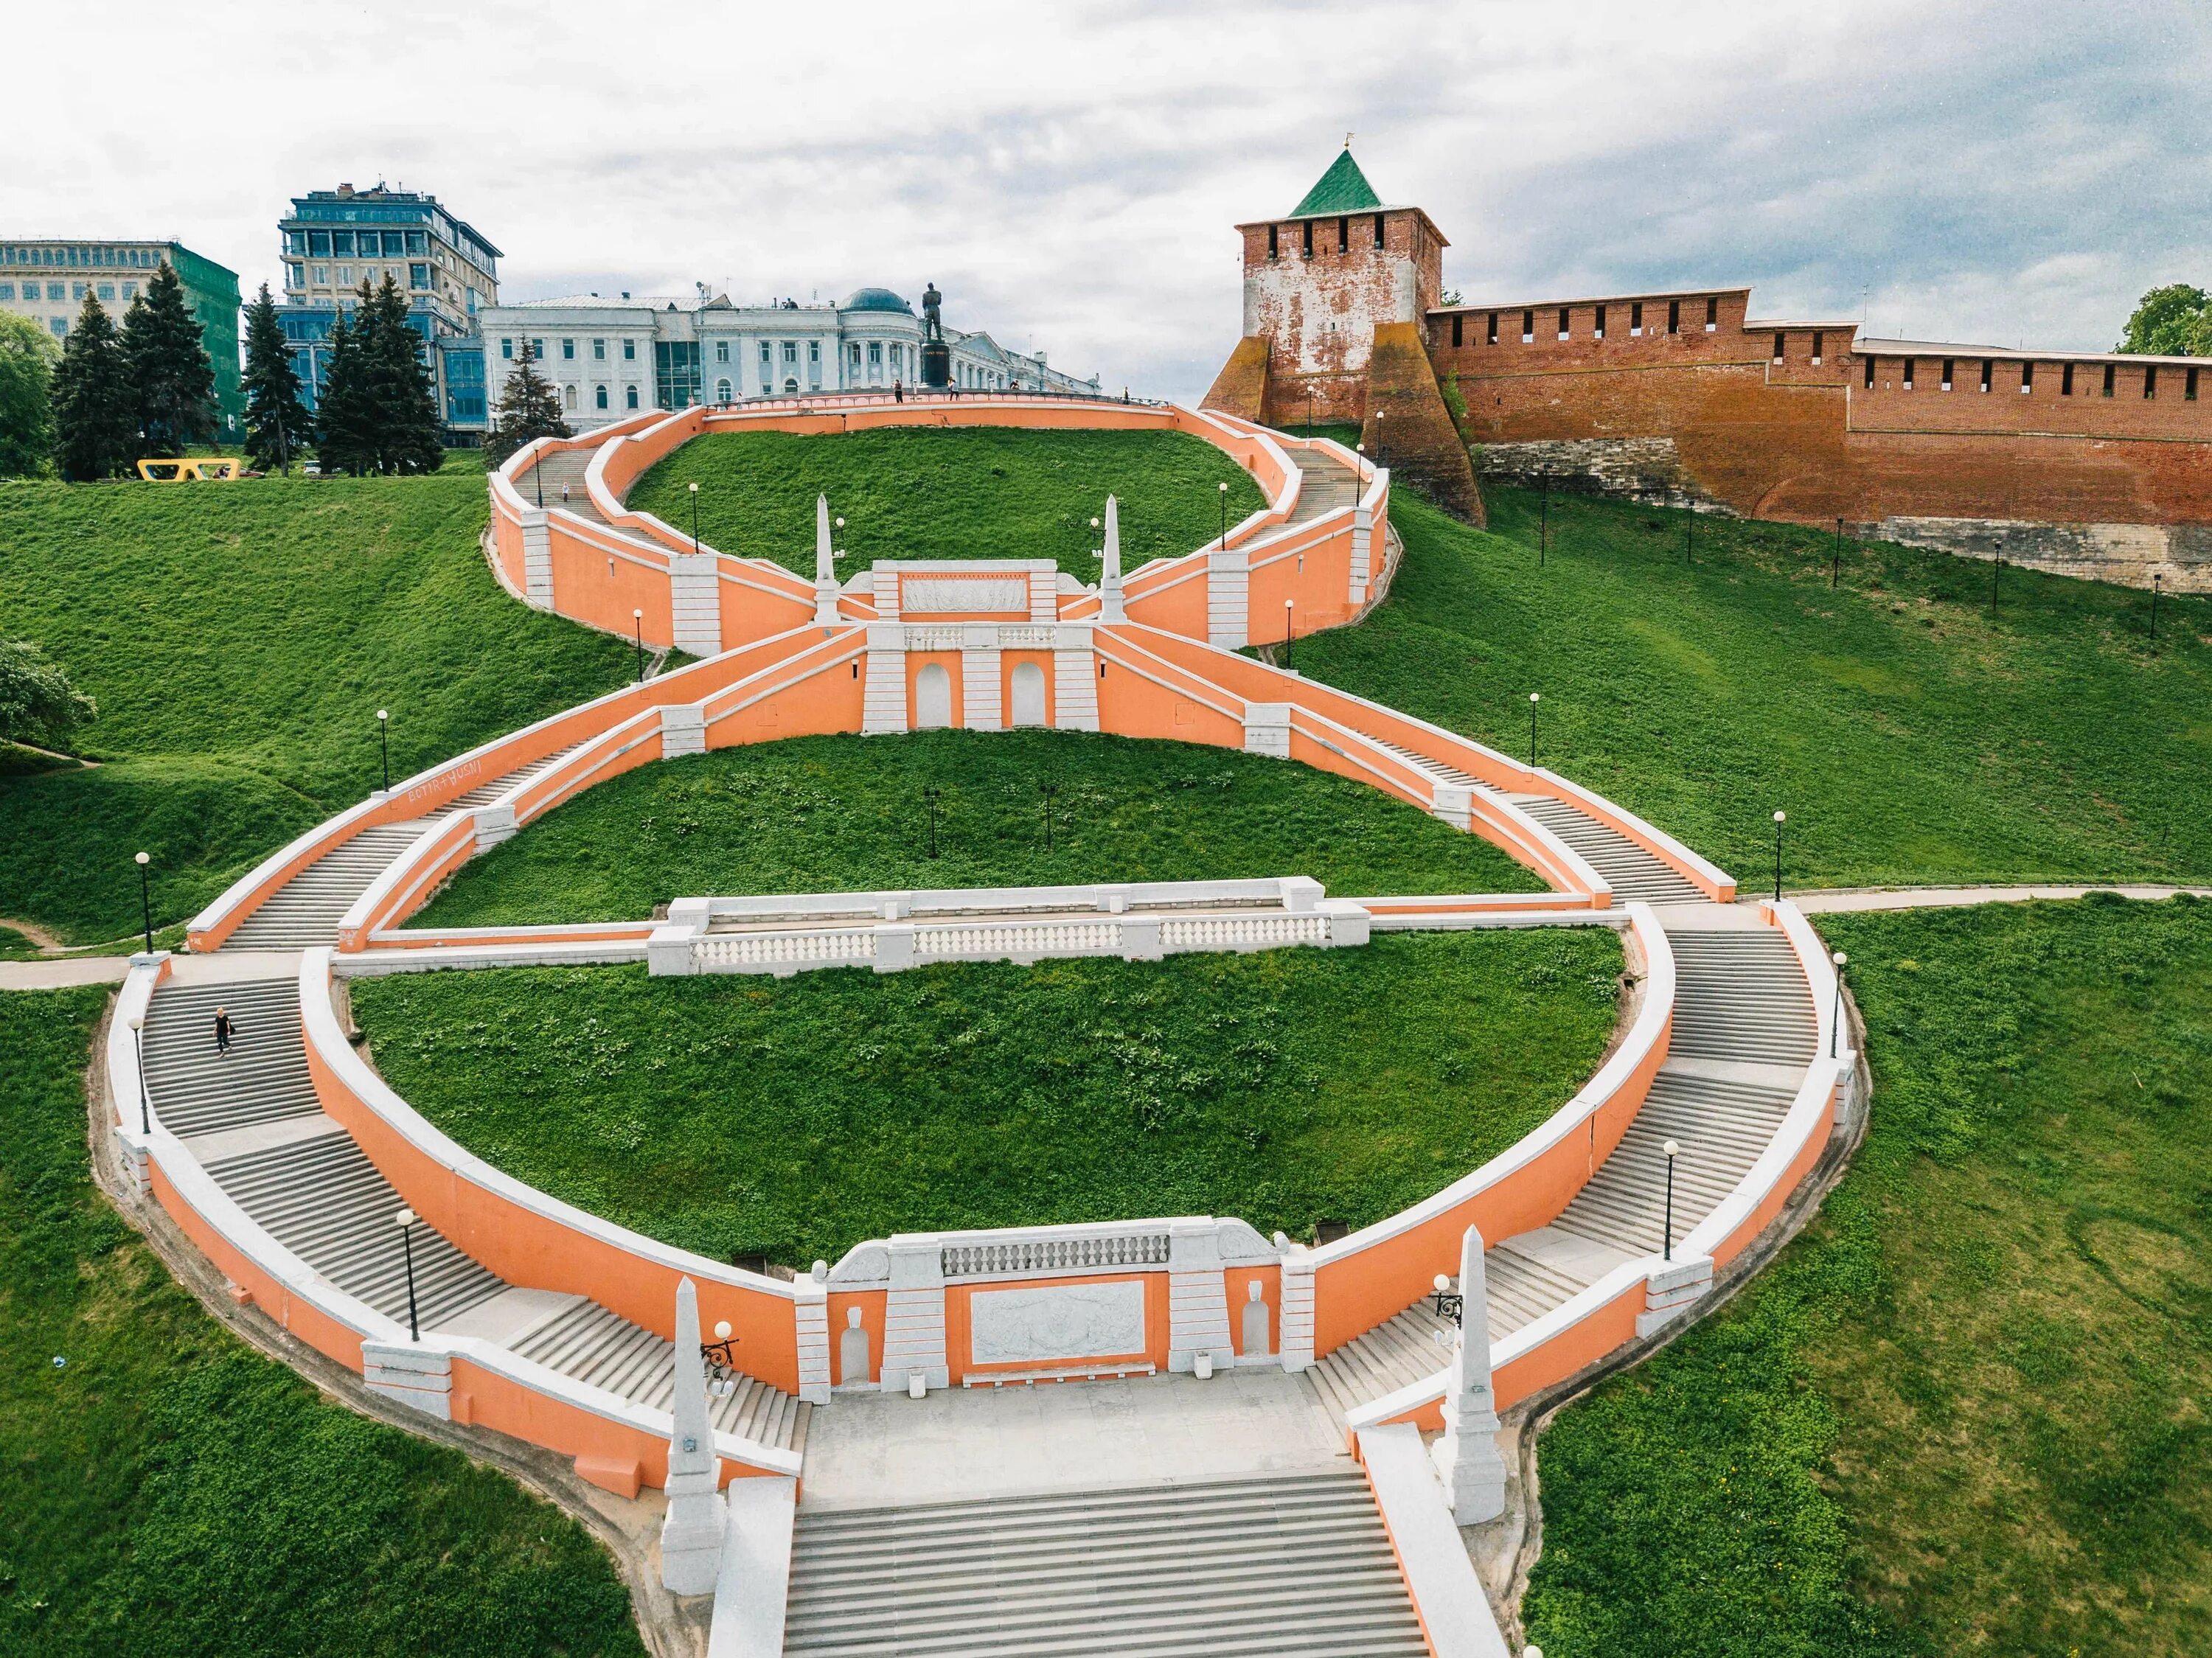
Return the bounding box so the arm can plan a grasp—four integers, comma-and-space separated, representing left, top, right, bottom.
9, 0, 2210, 400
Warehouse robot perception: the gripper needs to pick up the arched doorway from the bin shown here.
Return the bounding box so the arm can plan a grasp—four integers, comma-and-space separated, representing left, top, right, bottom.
1009, 661, 1047, 728
914, 662, 953, 729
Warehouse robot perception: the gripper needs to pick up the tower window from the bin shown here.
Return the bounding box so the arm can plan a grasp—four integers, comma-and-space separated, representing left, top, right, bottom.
1773, 332, 1785, 363
1864, 356, 1876, 389
1594, 304, 1606, 340
1941, 358, 1954, 391
1704, 296, 1719, 331
2103, 363, 2115, 397
1373, 213, 1385, 248
2188, 367, 2199, 401
1668, 299, 1681, 335
1557, 307, 1570, 340
2144, 365, 2157, 399
2062, 363, 2075, 395
1980, 359, 1992, 392
1486, 311, 1499, 346
1521, 309, 1534, 344
1267, 224, 1279, 260
1903, 358, 1916, 390
2020, 360, 2034, 394
1630, 301, 1644, 336
1452, 313, 1463, 347
1812, 331, 1825, 365
1338, 216, 1348, 252
1302, 220, 1313, 258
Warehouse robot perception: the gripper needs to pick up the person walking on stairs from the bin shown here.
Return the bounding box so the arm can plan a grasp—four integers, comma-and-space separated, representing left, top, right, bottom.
214, 1006, 237, 1054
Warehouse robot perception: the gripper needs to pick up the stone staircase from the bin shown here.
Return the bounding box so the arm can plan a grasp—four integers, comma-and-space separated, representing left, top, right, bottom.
782, 1472, 1427, 1657
139, 972, 809, 1452
218, 744, 584, 951
528, 446, 608, 523
1507, 792, 1708, 904
1285, 447, 1363, 526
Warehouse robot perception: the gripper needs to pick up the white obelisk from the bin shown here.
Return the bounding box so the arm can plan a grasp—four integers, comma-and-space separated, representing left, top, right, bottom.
1099, 494, 1127, 624
1430, 1225, 1507, 1523
660, 1276, 727, 1594
813, 493, 839, 627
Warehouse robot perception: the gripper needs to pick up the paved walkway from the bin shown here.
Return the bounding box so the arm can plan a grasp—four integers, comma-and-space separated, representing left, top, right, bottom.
0, 950, 305, 992
1788, 882, 2212, 914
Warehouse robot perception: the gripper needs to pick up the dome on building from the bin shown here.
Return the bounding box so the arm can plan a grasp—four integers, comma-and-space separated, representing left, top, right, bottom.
841, 286, 913, 314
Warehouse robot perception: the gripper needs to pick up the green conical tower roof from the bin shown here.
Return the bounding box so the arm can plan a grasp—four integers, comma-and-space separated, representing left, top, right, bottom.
1291, 147, 1382, 216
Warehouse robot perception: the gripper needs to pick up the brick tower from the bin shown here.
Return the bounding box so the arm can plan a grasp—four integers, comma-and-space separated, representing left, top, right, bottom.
1203, 146, 1481, 521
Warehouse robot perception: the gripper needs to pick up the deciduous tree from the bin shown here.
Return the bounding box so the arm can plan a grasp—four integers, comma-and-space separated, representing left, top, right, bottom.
2117, 284, 2212, 358
0, 638, 95, 751
0, 311, 58, 478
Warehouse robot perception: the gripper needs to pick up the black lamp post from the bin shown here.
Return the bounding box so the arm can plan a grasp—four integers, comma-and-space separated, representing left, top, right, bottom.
1430, 1271, 1462, 1324
2151, 571, 2162, 644
128, 1011, 148, 1135
394, 1206, 420, 1341
1375, 408, 1386, 469
689, 481, 700, 554
134, 851, 152, 955
1990, 537, 2003, 616
532, 439, 544, 509
1527, 692, 1540, 770
1831, 950, 1848, 1058
1685, 513, 1694, 565
1662, 1139, 1680, 1260
1772, 809, 1787, 902
377, 708, 390, 793
632, 609, 645, 682
1832, 517, 1843, 590
1218, 480, 1229, 551
922, 784, 941, 859
1283, 598, 1294, 672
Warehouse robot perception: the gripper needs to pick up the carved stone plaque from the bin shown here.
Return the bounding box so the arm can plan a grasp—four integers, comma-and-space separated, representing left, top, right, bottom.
902, 576, 1030, 613
970, 1280, 1145, 1366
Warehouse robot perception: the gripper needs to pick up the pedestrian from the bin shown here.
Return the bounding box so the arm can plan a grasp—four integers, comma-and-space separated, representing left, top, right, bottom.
893, 378, 903, 403
214, 1006, 237, 1054
561, 482, 570, 507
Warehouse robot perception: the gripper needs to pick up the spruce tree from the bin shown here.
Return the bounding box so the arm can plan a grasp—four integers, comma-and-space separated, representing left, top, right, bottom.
360, 274, 443, 473
482, 338, 569, 468
49, 292, 136, 480
240, 283, 310, 474
315, 293, 371, 474
124, 260, 218, 453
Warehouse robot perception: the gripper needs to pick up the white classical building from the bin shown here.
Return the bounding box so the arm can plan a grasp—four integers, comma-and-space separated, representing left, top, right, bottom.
480, 285, 1101, 428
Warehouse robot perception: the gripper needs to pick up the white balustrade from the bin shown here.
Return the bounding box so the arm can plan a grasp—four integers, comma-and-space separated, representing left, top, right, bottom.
942, 1233, 1172, 1279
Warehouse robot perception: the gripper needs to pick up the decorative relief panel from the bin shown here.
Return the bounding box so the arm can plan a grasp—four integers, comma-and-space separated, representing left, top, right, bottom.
902, 576, 1031, 614
970, 1280, 1145, 1366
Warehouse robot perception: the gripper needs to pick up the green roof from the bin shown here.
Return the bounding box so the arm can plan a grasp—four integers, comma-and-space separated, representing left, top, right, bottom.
1291, 148, 1382, 217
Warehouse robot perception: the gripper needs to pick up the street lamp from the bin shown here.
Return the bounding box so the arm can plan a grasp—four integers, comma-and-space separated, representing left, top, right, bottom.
688, 480, 700, 554
1430, 1272, 1462, 1324
1218, 479, 1230, 551
1089, 515, 1101, 560
394, 1206, 420, 1341
1832, 517, 1844, 590
1662, 1140, 1680, 1259
127, 1011, 148, 1135
1990, 535, 2003, 616
133, 851, 152, 955
1831, 951, 1848, 1057
1283, 598, 1294, 672
2151, 571, 2163, 644
377, 708, 390, 793
1527, 692, 1540, 770
1772, 809, 1787, 902
632, 608, 645, 683
1375, 408, 1386, 469
835, 515, 846, 562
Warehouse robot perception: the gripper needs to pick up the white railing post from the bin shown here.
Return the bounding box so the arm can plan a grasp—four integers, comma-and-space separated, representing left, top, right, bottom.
1279, 1245, 1316, 1372
882, 1238, 948, 1395
1167, 1220, 1234, 1376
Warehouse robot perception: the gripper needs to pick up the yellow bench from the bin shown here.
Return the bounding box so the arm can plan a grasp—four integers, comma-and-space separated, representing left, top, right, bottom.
136, 458, 246, 481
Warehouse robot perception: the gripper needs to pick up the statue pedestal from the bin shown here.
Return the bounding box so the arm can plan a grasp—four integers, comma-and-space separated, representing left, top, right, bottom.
921, 341, 950, 389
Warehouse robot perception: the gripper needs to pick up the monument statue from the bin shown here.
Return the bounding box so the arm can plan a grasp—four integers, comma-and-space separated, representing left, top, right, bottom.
919, 281, 951, 389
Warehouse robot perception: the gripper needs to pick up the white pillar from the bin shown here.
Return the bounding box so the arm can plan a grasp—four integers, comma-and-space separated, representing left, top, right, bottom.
1430, 1225, 1507, 1524
1099, 493, 1127, 624
813, 493, 839, 626
660, 1276, 727, 1595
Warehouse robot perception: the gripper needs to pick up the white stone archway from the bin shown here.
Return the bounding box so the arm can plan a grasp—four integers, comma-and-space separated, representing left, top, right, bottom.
1009, 661, 1047, 727
914, 662, 953, 729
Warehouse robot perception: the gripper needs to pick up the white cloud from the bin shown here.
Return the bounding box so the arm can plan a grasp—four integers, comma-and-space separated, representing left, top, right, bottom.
5, 0, 2209, 399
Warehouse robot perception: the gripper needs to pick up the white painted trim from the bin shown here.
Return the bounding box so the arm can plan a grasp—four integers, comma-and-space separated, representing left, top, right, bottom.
1356, 1424, 1512, 1658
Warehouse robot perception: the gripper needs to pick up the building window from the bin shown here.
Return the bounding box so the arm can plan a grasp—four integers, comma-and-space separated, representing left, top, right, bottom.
2145, 365, 2158, 398
1941, 359, 1954, 391
1337, 215, 1349, 252
1521, 309, 1534, 344
592, 338, 607, 360
2021, 360, 2034, 394
309, 232, 331, 257
286, 263, 304, 288
72, 282, 86, 300
1864, 356, 1876, 389
1812, 331, 1824, 366
1373, 213, 1385, 248
1267, 224, 1279, 260
122, 282, 136, 299
1302, 220, 1314, 258
713, 340, 726, 362
0, 284, 10, 301
1773, 332, 1785, 363
2189, 367, 2200, 402
563, 384, 576, 410
49, 317, 66, 337
500, 338, 512, 359
409, 264, 429, 289
1594, 304, 1607, 340
623, 338, 636, 360
716, 377, 731, 403
561, 338, 575, 360
97, 282, 114, 300
1557, 307, 1570, 341
627, 385, 640, 409
1668, 299, 1681, 335
336, 266, 352, 285
1452, 313, 1463, 347
531, 338, 545, 360
782, 341, 797, 365
595, 384, 609, 409
2103, 363, 2115, 397
1904, 358, 1916, 390
2062, 363, 2075, 395
1630, 301, 1644, 336
311, 266, 328, 285
1486, 311, 1499, 346
1980, 359, 1993, 393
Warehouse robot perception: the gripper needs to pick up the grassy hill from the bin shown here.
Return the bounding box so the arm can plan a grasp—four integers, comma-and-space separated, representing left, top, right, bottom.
0, 988, 644, 1657
0, 477, 636, 946
625, 426, 1267, 578
351, 928, 1620, 1266
1298, 490, 2211, 890
1525, 895, 2212, 1658
410, 727, 1543, 928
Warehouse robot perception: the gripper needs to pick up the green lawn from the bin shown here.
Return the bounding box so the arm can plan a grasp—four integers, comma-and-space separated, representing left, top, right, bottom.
1524, 896, 2212, 1658
0, 988, 645, 1658
1296, 490, 2212, 889
625, 427, 1267, 578
411, 728, 1543, 928
0, 477, 636, 944
350, 928, 1621, 1266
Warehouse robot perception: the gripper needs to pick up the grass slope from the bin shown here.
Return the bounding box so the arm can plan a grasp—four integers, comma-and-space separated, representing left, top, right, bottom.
414, 728, 1543, 927
0, 478, 636, 944
1298, 490, 2212, 889
1524, 896, 2212, 1658
352, 929, 1621, 1266
0, 989, 644, 1658
625, 427, 1267, 578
